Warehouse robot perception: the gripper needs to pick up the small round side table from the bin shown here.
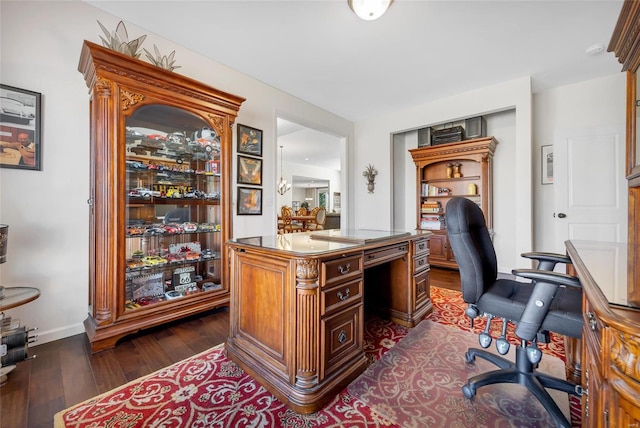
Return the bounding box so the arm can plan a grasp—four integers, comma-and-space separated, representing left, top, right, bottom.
1, 286, 40, 386
0, 286, 41, 310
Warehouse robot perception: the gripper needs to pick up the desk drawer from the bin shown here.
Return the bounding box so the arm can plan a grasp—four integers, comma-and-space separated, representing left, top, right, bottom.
364, 243, 409, 267
322, 254, 363, 288
322, 278, 363, 316
321, 303, 363, 379
413, 238, 430, 256
413, 254, 429, 273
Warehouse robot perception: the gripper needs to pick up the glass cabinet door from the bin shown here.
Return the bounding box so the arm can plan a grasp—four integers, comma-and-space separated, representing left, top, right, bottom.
123, 104, 223, 310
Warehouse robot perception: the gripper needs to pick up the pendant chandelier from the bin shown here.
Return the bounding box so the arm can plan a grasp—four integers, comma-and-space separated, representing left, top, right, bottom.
348, 0, 394, 21
277, 145, 291, 195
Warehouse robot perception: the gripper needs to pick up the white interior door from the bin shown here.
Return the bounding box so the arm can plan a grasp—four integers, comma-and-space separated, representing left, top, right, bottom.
554, 127, 627, 253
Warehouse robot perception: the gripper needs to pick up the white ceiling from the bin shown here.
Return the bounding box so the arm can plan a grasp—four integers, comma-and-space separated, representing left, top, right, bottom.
86, 0, 625, 188
87, 0, 624, 122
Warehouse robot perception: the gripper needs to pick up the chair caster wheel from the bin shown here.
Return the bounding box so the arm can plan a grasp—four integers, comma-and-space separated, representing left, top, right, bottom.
465, 351, 475, 364
462, 383, 476, 399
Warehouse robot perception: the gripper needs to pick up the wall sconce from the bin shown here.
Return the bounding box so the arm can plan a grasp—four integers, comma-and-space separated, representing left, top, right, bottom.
363, 164, 378, 193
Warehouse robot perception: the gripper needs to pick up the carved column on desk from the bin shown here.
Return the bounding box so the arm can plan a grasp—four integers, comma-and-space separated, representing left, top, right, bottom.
295, 258, 319, 388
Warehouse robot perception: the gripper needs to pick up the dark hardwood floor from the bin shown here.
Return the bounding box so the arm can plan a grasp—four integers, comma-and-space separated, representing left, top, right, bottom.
430, 266, 461, 291
1, 268, 460, 428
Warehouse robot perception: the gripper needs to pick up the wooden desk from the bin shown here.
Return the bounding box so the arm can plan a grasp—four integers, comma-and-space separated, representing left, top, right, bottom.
565, 240, 640, 427
226, 230, 432, 413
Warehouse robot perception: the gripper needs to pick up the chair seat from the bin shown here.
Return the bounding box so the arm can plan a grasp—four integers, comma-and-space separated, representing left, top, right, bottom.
476, 279, 583, 339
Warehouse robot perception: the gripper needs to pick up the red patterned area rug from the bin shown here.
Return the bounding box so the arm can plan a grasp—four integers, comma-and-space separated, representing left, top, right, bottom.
348, 319, 569, 427
54, 287, 581, 427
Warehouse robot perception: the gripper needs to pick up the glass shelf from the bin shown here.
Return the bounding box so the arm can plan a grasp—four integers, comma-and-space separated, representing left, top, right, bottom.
0, 287, 40, 311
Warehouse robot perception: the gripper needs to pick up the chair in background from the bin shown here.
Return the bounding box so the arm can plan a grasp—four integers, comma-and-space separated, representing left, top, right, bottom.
277, 206, 287, 233
296, 206, 308, 216
306, 207, 326, 231
445, 197, 583, 428
280, 206, 302, 233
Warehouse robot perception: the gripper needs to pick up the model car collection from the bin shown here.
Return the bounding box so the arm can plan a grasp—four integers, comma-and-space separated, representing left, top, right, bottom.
123, 126, 225, 308
125, 222, 221, 236
125, 126, 221, 161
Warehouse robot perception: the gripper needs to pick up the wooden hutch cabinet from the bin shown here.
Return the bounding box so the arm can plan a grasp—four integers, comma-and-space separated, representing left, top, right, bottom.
564, 2, 640, 427
78, 41, 245, 352
409, 137, 497, 269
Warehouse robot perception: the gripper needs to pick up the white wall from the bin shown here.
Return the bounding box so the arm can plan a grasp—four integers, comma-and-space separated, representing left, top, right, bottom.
532, 73, 626, 253
354, 78, 533, 272
0, 1, 353, 345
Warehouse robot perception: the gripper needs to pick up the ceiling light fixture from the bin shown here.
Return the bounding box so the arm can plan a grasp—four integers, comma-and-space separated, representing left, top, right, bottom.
277, 145, 292, 195
348, 0, 394, 21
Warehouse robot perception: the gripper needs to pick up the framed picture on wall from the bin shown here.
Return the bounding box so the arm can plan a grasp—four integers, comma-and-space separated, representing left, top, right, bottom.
237, 124, 262, 156
0, 84, 42, 171
541, 145, 553, 185
237, 155, 262, 185
237, 187, 262, 215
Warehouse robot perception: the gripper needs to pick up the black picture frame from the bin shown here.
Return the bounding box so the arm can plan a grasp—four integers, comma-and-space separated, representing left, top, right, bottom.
237, 123, 262, 156
237, 155, 262, 186
237, 187, 262, 215
0, 84, 42, 171
541, 145, 553, 185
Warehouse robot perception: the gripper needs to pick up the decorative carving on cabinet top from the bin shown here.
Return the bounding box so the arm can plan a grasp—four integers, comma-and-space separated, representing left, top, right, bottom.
608, 1, 640, 72
208, 115, 225, 136
296, 259, 319, 281
97, 64, 242, 112
610, 331, 640, 382
120, 88, 145, 111
95, 76, 112, 93
409, 138, 497, 162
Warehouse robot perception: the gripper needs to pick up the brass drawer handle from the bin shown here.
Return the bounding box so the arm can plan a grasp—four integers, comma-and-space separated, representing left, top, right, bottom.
586, 312, 597, 331
337, 288, 350, 301
338, 263, 351, 275
338, 330, 347, 344
418, 242, 426, 250
417, 259, 425, 266
418, 285, 424, 293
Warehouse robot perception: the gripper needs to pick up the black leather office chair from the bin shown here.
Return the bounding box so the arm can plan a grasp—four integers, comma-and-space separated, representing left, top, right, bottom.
445, 197, 583, 428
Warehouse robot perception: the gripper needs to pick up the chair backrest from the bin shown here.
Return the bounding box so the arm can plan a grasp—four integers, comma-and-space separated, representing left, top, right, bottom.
281, 206, 294, 231
445, 197, 498, 305
315, 207, 326, 225
296, 207, 307, 216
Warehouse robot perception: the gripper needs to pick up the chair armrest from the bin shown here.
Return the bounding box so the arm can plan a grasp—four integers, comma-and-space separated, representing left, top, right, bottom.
521, 252, 572, 271
512, 269, 582, 340
512, 269, 582, 289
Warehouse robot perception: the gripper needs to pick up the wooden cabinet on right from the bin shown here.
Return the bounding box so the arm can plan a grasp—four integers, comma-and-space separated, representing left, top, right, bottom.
566, 241, 640, 428
409, 137, 497, 269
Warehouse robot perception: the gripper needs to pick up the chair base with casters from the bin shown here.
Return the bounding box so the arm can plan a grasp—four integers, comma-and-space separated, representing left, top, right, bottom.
445, 197, 583, 428
462, 338, 582, 428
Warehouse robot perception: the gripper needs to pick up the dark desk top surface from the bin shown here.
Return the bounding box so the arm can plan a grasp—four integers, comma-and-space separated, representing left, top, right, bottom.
566, 239, 637, 309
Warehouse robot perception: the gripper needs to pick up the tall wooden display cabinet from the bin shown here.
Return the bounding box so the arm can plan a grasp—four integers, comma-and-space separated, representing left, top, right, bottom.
78, 41, 245, 352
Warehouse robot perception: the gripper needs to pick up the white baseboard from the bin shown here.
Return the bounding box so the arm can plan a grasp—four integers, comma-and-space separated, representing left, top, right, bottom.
28, 323, 85, 348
